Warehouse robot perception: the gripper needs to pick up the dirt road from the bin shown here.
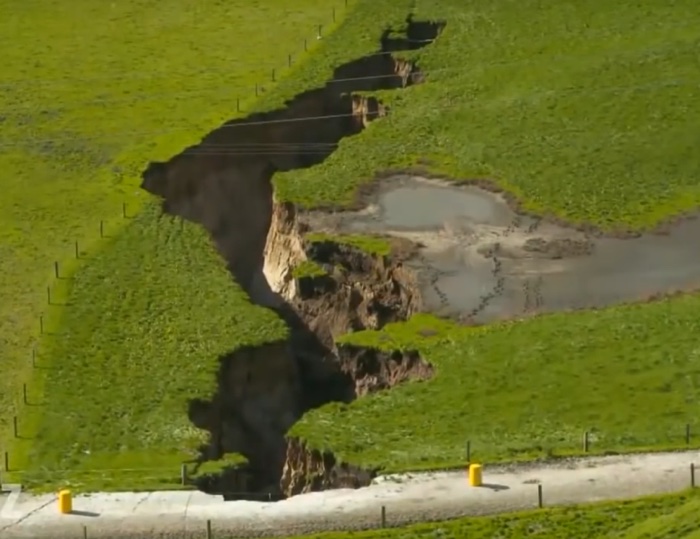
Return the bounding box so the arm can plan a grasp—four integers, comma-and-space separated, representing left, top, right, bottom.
1, 450, 698, 539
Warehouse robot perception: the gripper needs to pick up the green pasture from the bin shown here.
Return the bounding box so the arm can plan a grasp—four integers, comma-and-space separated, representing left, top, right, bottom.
265, 490, 700, 539
293, 295, 700, 471
0, 0, 352, 489
3, 0, 700, 496
275, 0, 700, 232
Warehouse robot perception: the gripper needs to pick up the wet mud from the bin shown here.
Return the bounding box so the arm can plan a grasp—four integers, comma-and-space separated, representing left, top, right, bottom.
304, 175, 700, 323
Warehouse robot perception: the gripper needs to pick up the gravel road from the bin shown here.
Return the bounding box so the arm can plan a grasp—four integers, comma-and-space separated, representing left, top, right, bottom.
1, 450, 698, 539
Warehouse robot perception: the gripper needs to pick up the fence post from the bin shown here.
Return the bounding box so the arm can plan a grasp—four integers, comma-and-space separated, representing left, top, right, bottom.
83, 525, 88, 539
686, 424, 691, 446
4, 451, 8, 472
54, 261, 59, 278
466, 440, 471, 463
271, 68, 276, 82
692, 463, 696, 488
75, 240, 80, 259
206, 519, 212, 539
13, 416, 18, 438
288, 54, 292, 67
39, 315, 44, 334
332, 7, 336, 21
122, 202, 127, 218
583, 431, 589, 453
47, 286, 52, 305
304, 38, 307, 51
100, 221, 104, 238
23, 384, 27, 405
180, 464, 187, 486
32, 347, 37, 367
380, 505, 386, 528
537, 484, 543, 508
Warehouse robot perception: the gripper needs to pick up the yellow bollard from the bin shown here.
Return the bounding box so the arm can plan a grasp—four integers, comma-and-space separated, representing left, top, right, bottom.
58, 489, 72, 514
468, 463, 483, 487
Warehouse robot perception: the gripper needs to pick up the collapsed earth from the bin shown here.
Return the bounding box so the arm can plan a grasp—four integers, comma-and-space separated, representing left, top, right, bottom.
1, 0, 699, 537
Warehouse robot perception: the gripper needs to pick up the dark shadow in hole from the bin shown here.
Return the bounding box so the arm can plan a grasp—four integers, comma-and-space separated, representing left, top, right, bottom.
68, 510, 100, 517
141, 12, 446, 503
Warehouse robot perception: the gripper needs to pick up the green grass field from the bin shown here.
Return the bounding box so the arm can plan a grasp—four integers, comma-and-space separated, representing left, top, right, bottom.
0, 0, 352, 489
266, 490, 700, 539
2, 0, 700, 497
293, 297, 700, 471
275, 0, 700, 231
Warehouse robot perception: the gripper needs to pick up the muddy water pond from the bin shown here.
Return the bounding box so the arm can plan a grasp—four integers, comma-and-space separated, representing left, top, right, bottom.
305, 176, 700, 323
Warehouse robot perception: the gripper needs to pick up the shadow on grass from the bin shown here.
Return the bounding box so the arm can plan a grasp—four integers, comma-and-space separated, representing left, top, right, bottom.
68, 510, 100, 517
25, 400, 46, 407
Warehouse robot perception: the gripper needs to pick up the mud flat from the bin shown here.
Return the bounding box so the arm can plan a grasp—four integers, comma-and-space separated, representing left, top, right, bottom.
304, 175, 700, 323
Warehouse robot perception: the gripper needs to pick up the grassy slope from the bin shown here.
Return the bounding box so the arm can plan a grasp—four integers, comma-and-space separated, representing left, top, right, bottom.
4, 0, 699, 493
1, 0, 354, 490
277, 0, 700, 469
615, 495, 700, 538
293, 297, 700, 470
264, 490, 700, 539
276, 0, 700, 231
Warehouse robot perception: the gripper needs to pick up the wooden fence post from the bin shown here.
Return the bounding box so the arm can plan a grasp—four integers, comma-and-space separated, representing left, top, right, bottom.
691, 463, 696, 488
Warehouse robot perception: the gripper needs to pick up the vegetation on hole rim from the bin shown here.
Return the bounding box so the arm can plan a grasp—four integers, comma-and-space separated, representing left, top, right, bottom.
294, 293, 700, 472
306, 232, 392, 257
292, 259, 329, 279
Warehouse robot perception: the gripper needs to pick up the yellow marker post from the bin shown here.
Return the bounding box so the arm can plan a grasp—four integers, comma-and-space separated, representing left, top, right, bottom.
468, 463, 483, 487
58, 490, 72, 514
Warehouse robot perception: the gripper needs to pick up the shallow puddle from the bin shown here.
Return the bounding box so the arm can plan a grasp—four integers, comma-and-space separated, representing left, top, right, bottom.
306, 175, 700, 323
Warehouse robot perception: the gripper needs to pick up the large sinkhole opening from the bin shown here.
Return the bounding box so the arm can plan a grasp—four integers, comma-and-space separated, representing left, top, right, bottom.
140, 14, 446, 500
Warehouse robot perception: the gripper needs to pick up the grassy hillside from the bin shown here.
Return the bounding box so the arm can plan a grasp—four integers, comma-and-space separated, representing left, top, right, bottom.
4, 0, 699, 492
293, 297, 700, 471
267, 490, 700, 539
276, 0, 700, 470
615, 495, 700, 538
276, 0, 700, 231
0, 0, 353, 489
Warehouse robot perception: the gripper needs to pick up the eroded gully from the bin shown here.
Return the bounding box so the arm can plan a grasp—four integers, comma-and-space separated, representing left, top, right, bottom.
140, 15, 446, 500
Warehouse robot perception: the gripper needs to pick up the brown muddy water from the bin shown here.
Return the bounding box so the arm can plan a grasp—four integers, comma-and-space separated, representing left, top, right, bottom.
304, 175, 700, 323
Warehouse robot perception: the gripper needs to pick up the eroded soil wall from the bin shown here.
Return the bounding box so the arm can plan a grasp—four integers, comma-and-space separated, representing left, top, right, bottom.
141, 16, 445, 498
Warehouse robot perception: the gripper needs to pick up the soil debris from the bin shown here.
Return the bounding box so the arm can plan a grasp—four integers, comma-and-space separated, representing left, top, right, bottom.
141, 15, 445, 499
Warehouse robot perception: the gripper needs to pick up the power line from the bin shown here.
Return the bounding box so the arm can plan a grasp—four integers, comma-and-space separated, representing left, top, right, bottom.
0, 49, 399, 91
0, 61, 429, 113
1, 44, 695, 115
2, 34, 692, 93
0, 77, 694, 150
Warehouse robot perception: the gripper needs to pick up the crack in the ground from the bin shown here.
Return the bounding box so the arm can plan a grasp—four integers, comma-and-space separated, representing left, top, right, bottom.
140, 14, 446, 500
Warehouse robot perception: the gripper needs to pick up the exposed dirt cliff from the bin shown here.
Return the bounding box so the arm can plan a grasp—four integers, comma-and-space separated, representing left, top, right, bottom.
141, 14, 445, 499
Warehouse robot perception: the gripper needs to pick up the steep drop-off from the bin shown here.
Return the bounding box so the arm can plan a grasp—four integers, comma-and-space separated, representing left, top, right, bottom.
141, 14, 445, 499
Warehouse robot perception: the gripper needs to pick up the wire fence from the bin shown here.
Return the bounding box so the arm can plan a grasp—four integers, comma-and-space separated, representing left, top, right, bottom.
1, 76, 697, 147
1, 425, 698, 487
0, 460, 698, 539
0, 0, 354, 462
